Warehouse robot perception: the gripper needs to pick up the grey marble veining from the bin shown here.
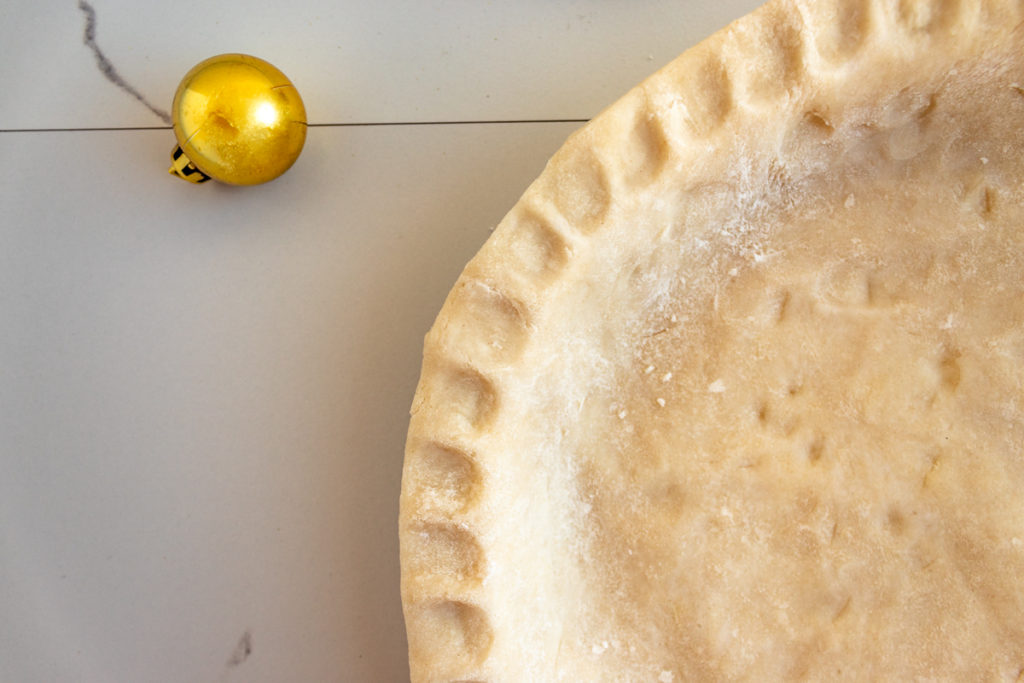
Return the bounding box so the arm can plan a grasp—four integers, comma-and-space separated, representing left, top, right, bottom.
77, 0, 171, 125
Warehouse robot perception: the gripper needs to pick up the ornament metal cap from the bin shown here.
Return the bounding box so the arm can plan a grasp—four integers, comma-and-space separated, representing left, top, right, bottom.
169, 54, 307, 185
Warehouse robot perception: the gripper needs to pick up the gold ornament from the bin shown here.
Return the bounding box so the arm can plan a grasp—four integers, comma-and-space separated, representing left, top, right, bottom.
169, 54, 306, 185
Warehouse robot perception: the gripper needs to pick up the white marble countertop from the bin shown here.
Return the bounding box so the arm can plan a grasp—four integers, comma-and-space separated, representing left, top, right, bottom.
1, 1, 760, 680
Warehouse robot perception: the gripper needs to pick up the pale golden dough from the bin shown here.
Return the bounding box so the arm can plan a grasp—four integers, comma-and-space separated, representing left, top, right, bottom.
400, 0, 1024, 680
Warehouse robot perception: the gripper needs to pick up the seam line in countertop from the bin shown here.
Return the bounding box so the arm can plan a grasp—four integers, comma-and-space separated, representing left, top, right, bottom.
0, 119, 590, 134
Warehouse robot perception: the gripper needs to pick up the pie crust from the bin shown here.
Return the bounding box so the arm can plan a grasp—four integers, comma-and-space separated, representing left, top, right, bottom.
400, 0, 1024, 680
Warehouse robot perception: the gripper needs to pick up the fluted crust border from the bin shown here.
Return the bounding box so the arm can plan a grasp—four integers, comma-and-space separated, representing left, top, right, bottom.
399, 1, 1024, 680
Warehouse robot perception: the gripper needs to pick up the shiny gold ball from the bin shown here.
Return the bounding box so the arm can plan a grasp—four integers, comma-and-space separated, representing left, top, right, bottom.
170, 54, 307, 185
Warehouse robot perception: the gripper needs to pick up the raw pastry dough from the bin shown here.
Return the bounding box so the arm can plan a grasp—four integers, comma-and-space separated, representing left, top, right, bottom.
401, 0, 1024, 680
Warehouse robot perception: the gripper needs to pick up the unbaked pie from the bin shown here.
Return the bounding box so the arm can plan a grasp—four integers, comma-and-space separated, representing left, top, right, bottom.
400, 0, 1024, 679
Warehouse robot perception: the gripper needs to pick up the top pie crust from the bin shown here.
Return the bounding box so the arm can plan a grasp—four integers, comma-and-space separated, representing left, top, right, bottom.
400, 0, 1024, 680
